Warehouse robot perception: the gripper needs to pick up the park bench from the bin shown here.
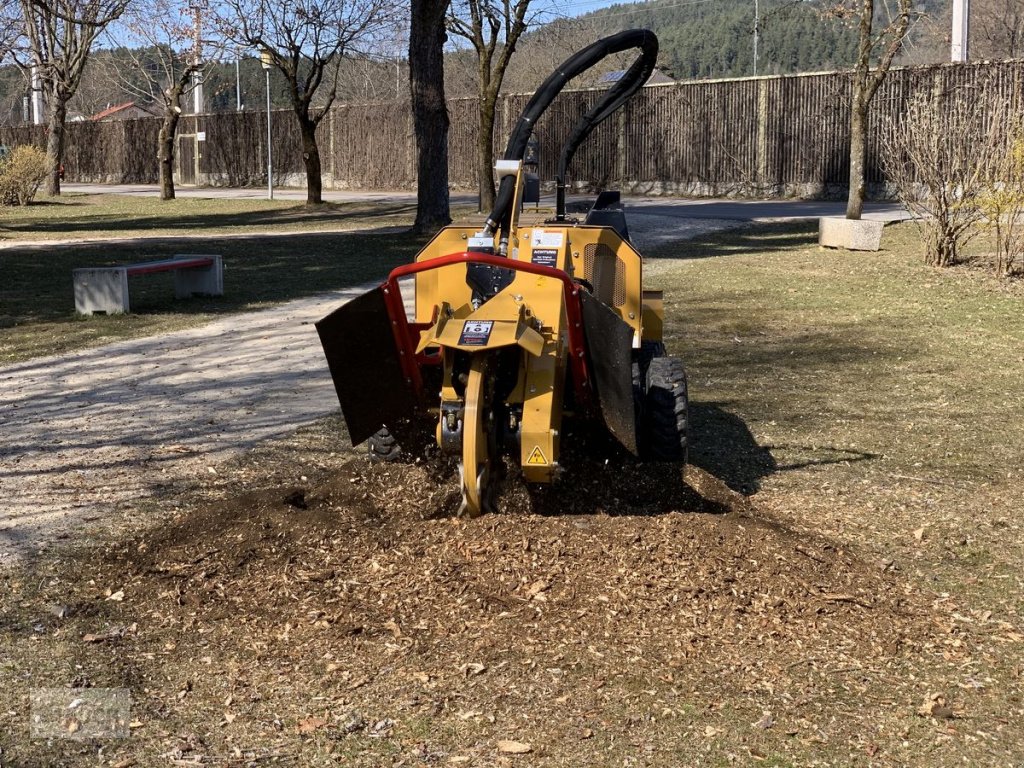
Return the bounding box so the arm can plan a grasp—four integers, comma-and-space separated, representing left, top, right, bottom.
73, 254, 223, 315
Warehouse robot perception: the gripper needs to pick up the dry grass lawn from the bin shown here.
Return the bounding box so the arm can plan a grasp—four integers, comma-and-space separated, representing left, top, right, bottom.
0, 195, 485, 364
1, 219, 1022, 767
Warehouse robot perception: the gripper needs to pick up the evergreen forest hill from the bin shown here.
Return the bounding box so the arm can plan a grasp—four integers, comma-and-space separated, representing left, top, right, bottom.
509, 0, 951, 83
0, 0, 954, 125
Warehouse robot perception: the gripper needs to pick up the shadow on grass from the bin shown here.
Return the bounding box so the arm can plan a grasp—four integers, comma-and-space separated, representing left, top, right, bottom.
646, 221, 819, 261
2, 201, 416, 237
689, 402, 776, 495
689, 402, 877, 495
25, 198, 89, 208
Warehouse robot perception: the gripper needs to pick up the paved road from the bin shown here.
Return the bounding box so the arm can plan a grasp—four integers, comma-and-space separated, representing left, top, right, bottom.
63, 183, 910, 223
0, 284, 374, 565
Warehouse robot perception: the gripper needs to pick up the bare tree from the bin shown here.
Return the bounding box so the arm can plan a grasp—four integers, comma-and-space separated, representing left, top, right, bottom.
410, 0, 450, 232
216, 0, 391, 205
104, 0, 217, 200
0, 9, 29, 125
17, 0, 131, 194
973, 0, 1024, 58
67, 50, 143, 116
824, 0, 913, 220
447, 0, 538, 211
1, 5, 19, 63
499, 18, 592, 93
335, 18, 408, 103
879, 85, 1011, 267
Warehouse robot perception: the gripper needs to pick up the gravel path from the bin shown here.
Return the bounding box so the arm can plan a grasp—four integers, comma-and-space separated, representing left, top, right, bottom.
0, 217, 735, 566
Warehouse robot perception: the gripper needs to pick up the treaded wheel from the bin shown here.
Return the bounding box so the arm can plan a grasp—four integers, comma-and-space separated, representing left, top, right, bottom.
632, 341, 666, 397
643, 356, 689, 462
368, 426, 401, 462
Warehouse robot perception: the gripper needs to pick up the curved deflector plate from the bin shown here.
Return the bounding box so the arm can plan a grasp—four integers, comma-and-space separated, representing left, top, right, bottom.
580, 291, 638, 455
315, 287, 418, 446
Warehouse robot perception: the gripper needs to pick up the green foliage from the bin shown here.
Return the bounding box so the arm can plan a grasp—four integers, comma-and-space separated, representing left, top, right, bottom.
526, 0, 951, 81
549, 0, 861, 79
0, 145, 51, 206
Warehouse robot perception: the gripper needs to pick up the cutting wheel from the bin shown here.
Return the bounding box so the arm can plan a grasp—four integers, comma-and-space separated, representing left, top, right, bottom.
459, 354, 491, 517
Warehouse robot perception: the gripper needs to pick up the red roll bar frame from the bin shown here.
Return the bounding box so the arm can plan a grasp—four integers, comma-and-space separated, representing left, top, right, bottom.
379, 252, 593, 410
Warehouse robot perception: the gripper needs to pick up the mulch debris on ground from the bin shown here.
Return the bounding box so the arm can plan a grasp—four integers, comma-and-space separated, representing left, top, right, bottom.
3, 446, 987, 767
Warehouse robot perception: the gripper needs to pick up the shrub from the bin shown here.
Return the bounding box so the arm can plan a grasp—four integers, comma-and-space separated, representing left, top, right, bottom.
878, 87, 1008, 267
0, 145, 51, 206
978, 135, 1024, 276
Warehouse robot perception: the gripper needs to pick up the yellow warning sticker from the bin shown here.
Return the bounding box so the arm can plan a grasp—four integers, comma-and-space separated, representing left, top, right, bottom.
527, 446, 548, 465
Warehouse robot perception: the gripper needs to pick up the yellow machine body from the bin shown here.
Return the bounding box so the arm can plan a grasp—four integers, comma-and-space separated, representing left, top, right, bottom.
315, 30, 683, 517
408, 163, 664, 490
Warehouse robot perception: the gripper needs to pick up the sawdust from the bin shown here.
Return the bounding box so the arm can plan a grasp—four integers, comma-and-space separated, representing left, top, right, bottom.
1, 452, 950, 765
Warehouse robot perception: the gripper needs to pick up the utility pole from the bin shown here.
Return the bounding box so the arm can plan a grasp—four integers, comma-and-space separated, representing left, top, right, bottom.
753, 0, 759, 76
31, 65, 44, 125
261, 50, 273, 200
951, 0, 969, 62
191, 3, 204, 113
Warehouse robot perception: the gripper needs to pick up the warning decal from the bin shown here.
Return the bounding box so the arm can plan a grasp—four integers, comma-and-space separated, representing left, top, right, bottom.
459, 320, 494, 346
526, 446, 548, 465
531, 248, 558, 267
531, 230, 564, 249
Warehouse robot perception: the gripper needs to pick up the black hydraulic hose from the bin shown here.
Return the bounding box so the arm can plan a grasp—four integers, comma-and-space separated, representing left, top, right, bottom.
555, 32, 658, 219
483, 29, 659, 239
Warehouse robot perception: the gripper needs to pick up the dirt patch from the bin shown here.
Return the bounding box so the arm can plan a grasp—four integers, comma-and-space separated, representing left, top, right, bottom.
2, 455, 951, 766
123, 458, 918, 660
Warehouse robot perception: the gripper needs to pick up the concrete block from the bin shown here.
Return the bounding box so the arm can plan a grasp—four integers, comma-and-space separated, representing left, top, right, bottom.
818, 216, 884, 252
174, 254, 224, 298
73, 268, 130, 315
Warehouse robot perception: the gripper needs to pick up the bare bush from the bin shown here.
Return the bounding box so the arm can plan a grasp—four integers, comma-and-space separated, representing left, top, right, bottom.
879, 86, 1012, 267
978, 133, 1024, 276
0, 145, 51, 205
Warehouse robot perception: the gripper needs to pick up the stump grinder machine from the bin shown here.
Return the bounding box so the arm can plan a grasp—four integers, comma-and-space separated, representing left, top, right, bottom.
316, 29, 689, 516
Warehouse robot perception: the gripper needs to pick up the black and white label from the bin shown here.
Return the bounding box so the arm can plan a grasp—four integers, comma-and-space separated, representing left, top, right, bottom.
531, 230, 565, 249
531, 249, 559, 267
459, 320, 494, 346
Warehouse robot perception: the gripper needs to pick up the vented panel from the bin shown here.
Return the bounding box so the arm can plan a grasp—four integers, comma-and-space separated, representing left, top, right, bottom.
583, 244, 626, 307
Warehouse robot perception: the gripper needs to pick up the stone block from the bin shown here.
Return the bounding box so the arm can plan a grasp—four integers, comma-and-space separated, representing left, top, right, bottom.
73, 267, 130, 315
818, 216, 885, 252
174, 254, 224, 298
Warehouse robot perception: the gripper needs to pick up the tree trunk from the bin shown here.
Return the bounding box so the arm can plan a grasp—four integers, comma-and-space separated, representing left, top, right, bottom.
158, 109, 180, 201
44, 97, 67, 196
477, 90, 497, 212
846, 97, 866, 220
298, 116, 323, 205
410, 0, 451, 234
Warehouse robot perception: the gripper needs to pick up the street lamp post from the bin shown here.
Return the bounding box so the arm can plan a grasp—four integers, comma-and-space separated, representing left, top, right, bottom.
260, 50, 273, 201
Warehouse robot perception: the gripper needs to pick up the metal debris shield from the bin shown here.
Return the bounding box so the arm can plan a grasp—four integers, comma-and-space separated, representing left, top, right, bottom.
315, 287, 418, 447
580, 291, 638, 455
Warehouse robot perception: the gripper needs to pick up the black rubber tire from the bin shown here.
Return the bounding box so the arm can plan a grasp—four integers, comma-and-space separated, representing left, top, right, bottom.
368, 426, 402, 462
632, 341, 666, 390
643, 356, 689, 462
632, 340, 667, 438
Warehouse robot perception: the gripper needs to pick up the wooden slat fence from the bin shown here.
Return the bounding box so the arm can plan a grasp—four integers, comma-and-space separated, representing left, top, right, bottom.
2, 59, 1021, 197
